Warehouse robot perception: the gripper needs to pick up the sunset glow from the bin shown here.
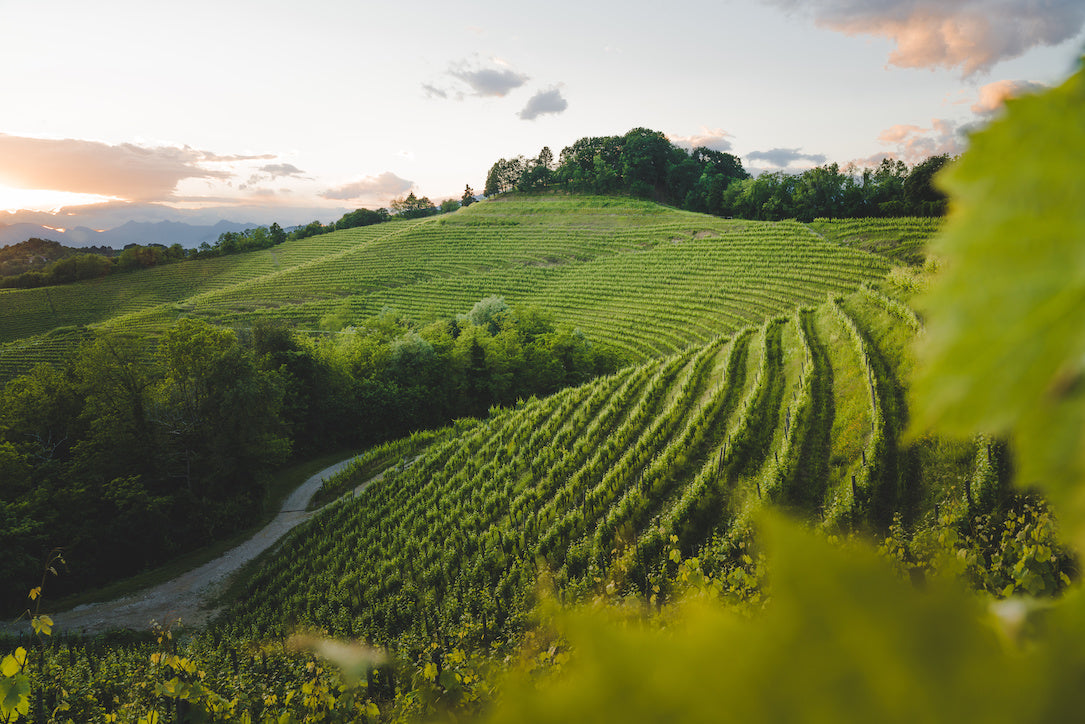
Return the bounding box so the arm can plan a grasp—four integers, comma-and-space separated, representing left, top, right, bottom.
0, 1, 1081, 232
0, 186, 122, 215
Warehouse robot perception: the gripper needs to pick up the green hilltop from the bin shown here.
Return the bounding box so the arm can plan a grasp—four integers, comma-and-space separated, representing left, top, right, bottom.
0, 194, 898, 379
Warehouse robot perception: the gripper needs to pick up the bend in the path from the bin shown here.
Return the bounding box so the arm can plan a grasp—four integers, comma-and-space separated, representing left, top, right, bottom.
4, 455, 369, 637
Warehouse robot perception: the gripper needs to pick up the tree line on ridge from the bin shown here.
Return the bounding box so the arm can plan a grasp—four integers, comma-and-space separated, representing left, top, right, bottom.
484, 127, 950, 221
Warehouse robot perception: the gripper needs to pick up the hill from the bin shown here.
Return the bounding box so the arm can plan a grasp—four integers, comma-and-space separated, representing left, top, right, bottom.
5, 192, 1032, 721
4, 62, 1084, 724
0, 194, 891, 381
222, 284, 982, 646
0, 195, 1067, 721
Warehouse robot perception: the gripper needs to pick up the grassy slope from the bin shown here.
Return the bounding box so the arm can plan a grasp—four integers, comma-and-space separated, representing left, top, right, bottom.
808, 217, 942, 266
2, 197, 960, 638
0, 195, 889, 379
211, 205, 967, 642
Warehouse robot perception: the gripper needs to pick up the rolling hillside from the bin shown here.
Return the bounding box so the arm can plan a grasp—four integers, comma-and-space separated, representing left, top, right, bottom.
1, 194, 1045, 723
222, 282, 978, 645
0, 195, 891, 379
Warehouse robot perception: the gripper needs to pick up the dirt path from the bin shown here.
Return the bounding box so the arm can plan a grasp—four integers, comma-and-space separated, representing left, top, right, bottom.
6, 455, 399, 636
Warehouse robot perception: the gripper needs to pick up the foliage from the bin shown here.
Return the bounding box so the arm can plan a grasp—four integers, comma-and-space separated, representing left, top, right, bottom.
0, 300, 616, 606
0, 241, 185, 290
390, 193, 438, 220
489, 517, 1084, 724
485, 128, 949, 221
0, 322, 290, 607
909, 60, 1085, 549
6, 66, 1085, 724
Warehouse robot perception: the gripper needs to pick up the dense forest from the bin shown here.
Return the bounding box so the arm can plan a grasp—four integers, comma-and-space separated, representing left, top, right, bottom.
484, 127, 950, 221
0, 298, 619, 609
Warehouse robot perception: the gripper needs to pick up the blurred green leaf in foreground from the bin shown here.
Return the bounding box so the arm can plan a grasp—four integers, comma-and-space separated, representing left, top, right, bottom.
910, 59, 1085, 549
487, 59, 1085, 724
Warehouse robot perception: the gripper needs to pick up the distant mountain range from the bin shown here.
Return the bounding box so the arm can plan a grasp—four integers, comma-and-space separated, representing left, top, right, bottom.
0, 219, 260, 249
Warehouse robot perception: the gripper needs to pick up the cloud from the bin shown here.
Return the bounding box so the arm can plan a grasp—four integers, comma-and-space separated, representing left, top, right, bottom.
746, 147, 828, 167
971, 78, 1047, 113
874, 118, 967, 163
422, 83, 449, 99
669, 127, 734, 152
449, 60, 529, 97
319, 172, 414, 203
518, 86, 568, 120
764, 0, 1085, 76
241, 163, 309, 190
425, 57, 530, 99
0, 134, 274, 202
877, 124, 928, 145
259, 163, 306, 179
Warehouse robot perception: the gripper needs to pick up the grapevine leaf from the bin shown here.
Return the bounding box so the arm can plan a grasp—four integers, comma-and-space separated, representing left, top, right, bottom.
0, 674, 31, 719
1, 655, 19, 678
31, 615, 53, 637
909, 60, 1085, 546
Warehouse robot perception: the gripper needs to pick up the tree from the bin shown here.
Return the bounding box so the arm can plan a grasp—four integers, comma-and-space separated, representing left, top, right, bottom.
461, 295, 511, 335
153, 319, 289, 526
484, 162, 504, 197
794, 163, 846, 221
903, 154, 951, 216
620, 128, 672, 198
667, 156, 702, 207
462, 185, 477, 206
692, 147, 749, 184
537, 146, 554, 171
269, 222, 287, 244
390, 192, 438, 219
334, 208, 389, 230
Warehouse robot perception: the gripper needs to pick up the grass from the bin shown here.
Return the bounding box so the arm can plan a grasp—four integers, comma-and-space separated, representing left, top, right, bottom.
0, 195, 890, 381
808, 217, 942, 266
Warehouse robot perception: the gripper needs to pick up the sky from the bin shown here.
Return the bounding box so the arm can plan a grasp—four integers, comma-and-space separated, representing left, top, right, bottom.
1, 0, 1082, 229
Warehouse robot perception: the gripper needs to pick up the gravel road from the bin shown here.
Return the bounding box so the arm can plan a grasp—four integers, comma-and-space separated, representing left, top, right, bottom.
3, 455, 383, 636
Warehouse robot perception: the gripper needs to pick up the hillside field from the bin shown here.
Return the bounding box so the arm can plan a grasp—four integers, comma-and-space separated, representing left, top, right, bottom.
0, 195, 901, 380
3, 194, 1047, 722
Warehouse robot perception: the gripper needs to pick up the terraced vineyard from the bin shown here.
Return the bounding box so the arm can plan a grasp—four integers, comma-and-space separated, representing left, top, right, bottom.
0, 195, 955, 644
224, 282, 981, 645
808, 217, 942, 266
0, 195, 891, 379
4, 194, 1030, 722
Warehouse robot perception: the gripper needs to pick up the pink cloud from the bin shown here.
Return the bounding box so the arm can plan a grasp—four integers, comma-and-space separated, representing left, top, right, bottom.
669, 127, 734, 153
878, 124, 928, 144
971, 79, 1047, 114
874, 118, 966, 163
766, 0, 1085, 76
0, 134, 274, 202
319, 172, 414, 203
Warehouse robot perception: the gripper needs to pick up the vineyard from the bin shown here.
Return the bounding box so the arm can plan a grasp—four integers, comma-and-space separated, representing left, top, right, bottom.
0, 195, 891, 380
1, 194, 1046, 721
5, 52, 1084, 722
807, 217, 942, 266
220, 284, 983, 647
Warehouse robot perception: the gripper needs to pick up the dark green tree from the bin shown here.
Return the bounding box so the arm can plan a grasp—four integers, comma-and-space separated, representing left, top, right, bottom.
903, 154, 951, 216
